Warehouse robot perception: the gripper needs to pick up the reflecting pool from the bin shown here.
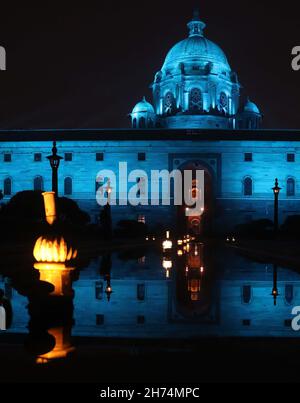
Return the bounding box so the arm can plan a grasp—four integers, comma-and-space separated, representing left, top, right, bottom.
1, 241, 300, 350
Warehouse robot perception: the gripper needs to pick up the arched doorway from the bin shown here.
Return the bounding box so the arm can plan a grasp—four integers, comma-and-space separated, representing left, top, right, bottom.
177, 161, 213, 237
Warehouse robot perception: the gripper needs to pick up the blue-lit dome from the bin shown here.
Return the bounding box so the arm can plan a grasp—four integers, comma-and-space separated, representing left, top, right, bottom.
162, 36, 230, 72
244, 98, 260, 114
132, 97, 155, 114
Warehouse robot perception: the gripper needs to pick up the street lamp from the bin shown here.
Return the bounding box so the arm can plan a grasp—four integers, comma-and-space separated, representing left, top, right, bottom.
47, 141, 63, 195
272, 178, 281, 236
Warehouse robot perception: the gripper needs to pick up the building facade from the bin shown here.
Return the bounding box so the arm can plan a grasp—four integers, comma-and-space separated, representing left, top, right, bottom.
0, 12, 299, 234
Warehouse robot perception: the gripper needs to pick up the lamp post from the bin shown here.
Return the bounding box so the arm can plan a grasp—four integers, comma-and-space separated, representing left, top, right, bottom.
271, 264, 279, 306
272, 178, 281, 236
47, 141, 63, 195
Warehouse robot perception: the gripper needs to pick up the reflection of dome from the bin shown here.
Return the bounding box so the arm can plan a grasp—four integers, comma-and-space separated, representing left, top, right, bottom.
162, 37, 230, 72
132, 97, 154, 114
244, 98, 260, 114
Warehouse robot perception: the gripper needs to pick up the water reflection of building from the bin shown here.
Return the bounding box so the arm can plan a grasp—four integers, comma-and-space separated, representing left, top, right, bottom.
2, 248, 300, 338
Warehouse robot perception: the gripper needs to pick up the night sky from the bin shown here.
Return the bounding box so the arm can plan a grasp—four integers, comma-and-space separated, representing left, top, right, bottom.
0, 1, 299, 129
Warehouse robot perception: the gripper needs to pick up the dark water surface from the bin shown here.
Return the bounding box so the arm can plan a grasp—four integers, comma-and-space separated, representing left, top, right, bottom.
0, 241, 300, 381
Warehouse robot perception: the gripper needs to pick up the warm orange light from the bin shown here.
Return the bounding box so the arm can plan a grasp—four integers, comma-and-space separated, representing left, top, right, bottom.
162, 258, 172, 270
162, 239, 172, 251
177, 249, 183, 256
42, 192, 57, 225
33, 236, 77, 264
33, 236, 77, 296
36, 327, 75, 364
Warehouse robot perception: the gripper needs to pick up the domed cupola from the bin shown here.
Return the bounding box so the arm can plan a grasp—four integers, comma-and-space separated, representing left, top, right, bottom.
130, 97, 156, 128
237, 97, 262, 129
151, 10, 241, 129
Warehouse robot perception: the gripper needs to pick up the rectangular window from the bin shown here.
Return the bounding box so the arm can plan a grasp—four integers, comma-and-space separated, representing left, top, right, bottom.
96, 314, 104, 325
4, 153, 11, 162
95, 281, 103, 300
284, 319, 292, 327
138, 152, 146, 161
34, 153, 42, 162
137, 284, 145, 301
65, 153, 72, 162
244, 153, 252, 162
95, 181, 102, 193
287, 153, 295, 162
137, 315, 145, 324
96, 152, 104, 161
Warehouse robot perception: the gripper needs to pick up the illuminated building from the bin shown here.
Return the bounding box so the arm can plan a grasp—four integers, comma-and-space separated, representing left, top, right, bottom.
0, 11, 298, 233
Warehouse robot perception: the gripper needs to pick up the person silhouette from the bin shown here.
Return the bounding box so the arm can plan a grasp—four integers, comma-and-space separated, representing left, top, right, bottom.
0, 289, 12, 330
0, 290, 6, 330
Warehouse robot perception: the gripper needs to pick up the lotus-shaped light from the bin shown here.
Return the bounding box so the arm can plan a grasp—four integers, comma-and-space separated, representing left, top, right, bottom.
33, 236, 77, 264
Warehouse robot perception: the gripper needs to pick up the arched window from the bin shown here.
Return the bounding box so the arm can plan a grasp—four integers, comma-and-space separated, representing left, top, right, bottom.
139, 117, 146, 128
64, 177, 72, 195
164, 91, 175, 115
287, 178, 295, 197
132, 118, 137, 128
189, 88, 203, 111
243, 177, 253, 196
33, 176, 43, 191
4, 177, 11, 196
219, 91, 228, 112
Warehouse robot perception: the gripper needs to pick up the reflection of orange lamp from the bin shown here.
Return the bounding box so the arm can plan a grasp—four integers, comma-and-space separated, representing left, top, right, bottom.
188, 279, 201, 301
36, 327, 75, 364
33, 236, 77, 296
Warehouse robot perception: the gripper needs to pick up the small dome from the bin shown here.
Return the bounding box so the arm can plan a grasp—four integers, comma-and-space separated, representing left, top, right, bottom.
132, 97, 155, 114
244, 98, 260, 114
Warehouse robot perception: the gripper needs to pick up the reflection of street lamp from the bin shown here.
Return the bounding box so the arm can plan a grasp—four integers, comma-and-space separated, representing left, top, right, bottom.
105, 276, 113, 301
271, 264, 279, 306
272, 178, 281, 236
47, 141, 63, 195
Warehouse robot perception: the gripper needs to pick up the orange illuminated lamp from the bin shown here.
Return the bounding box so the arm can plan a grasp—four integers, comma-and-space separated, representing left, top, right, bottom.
33, 236, 77, 296
33, 191, 77, 296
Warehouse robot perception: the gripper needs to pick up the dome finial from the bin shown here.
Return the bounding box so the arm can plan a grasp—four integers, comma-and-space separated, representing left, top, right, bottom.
192, 8, 200, 21
187, 9, 206, 37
